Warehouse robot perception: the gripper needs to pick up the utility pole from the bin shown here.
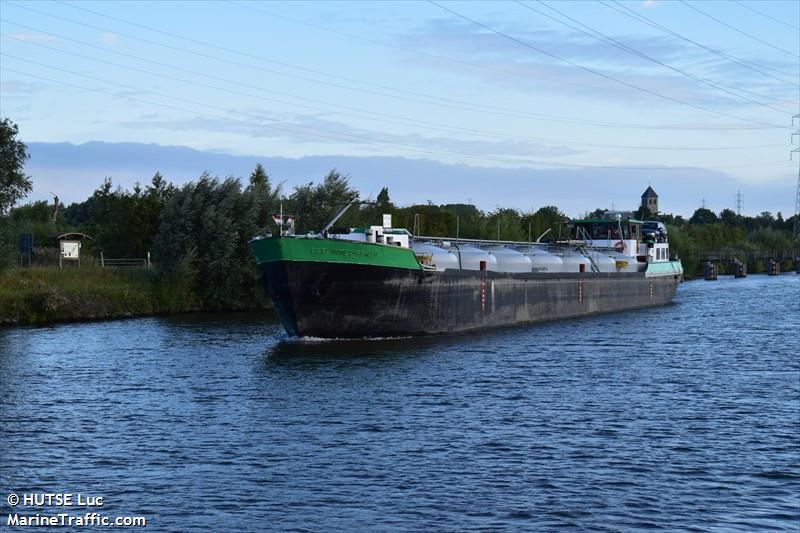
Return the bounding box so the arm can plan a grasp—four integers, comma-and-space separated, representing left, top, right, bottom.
735, 191, 743, 216
792, 114, 799, 240
795, 168, 800, 241
701, 198, 707, 210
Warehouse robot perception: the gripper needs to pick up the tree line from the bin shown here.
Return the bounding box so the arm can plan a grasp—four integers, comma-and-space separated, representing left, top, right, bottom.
2, 117, 798, 303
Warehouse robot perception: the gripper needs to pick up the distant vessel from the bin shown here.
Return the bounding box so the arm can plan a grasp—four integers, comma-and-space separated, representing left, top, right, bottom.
249, 205, 682, 338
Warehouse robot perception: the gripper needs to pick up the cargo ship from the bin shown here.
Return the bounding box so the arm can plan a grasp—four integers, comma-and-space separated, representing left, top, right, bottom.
249, 207, 682, 338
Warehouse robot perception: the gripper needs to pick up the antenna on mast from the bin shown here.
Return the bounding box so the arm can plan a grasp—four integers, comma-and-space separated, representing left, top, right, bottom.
272, 198, 295, 237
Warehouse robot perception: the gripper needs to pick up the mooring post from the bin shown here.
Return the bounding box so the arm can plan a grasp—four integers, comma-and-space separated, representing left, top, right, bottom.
704, 262, 717, 281
734, 260, 746, 278
768, 259, 780, 276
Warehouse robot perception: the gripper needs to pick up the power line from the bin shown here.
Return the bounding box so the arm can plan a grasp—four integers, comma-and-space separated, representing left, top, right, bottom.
1, 62, 776, 172
1, 29, 575, 149
427, 0, 787, 129
66, 0, 778, 133
236, 0, 798, 109
0, 61, 375, 146
9, 2, 506, 111
9, 1, 593, 126
3, 0, 792, 168
518, 0, 792, 114
228, 0, 588, 92
56, 0, 466, 101
0, 59, 701, 170
548, 1, 796, 108
1, 12, 781, 134
1, 61, 584, 167
2, 2, 739, 133
731, 0, 800, 31
678, 0, 800, 59
2, 28, 784, 153
602, 0, 799, 85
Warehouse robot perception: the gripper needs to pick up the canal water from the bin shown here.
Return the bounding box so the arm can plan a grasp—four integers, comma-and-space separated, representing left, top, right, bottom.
1, 274, 798, 531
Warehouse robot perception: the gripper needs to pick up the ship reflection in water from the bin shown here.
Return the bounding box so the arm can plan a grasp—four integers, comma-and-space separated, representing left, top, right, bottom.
1, 275, 798, 531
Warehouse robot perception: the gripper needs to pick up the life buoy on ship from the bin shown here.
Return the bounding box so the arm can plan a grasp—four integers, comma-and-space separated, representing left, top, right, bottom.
615, 240, 625, 253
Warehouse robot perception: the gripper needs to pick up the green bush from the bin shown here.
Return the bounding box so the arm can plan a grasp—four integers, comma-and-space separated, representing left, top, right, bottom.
153, 173, 275, 310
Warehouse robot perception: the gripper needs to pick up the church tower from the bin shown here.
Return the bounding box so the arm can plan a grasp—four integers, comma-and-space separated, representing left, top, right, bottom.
641, 186, 658, 215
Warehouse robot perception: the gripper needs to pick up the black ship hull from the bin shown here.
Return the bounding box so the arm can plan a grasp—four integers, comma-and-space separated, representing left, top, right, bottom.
259, 261, 681, 338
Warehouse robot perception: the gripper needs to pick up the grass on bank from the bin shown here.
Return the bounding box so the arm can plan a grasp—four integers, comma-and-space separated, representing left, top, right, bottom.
0, 267, 202, 326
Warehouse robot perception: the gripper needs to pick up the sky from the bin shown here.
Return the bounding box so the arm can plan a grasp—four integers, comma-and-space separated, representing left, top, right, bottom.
1, 0, 799, 217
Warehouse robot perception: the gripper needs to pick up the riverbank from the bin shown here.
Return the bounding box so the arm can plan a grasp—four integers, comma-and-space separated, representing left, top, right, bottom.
0, 267, 271, 326
2, 267, 794, 327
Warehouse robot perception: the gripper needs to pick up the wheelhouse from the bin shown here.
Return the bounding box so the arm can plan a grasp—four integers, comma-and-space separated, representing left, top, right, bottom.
567, 214, 671, 264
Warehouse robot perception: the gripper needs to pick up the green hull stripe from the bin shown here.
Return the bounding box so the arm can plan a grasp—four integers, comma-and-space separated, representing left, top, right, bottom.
645, 261, 683, 277
249, 237, 423, 270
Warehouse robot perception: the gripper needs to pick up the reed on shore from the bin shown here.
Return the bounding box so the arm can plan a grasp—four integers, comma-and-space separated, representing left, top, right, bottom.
0, 267, 269, 326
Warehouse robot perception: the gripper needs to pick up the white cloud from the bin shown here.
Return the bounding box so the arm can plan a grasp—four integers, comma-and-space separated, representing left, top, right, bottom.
3, 32, 60, 45
99, 32, 121, 45
117, 113, 582, 160
392, 17, 797, 109
0, 80, 48, 94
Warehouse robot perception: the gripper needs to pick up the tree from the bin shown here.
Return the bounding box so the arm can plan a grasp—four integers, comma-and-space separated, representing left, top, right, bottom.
286, 170, 357, 232
487, 207, 524, 241
246, 163, 280, 233
0, 118, 33, 214
249, 163, 269, 188
154, 173, 269, 309
754, 211, 775, 227
525, 205, 567, 241
400, 204, 457, 237
634, 205, 654, 220
719, 208, 739, 226
148, 171, 172, 200
689, 208, 718, 225
60, 174, 175, 258
376, 187, 393, 210
10, 200, 54, 223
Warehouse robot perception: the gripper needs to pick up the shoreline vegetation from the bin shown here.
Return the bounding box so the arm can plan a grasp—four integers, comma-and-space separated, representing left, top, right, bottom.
1, 120, 798, 327
3, 167, 799, 328
2, 269, 797, 328
0, 267, 272, 327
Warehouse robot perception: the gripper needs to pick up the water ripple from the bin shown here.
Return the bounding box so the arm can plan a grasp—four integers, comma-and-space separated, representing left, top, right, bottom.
1, 274, 798, 531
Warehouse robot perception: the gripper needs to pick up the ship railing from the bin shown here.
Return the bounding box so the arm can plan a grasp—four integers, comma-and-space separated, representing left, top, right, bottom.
415, 235, 618, 253
556, 239, 620, 251
415, 235, 549, 247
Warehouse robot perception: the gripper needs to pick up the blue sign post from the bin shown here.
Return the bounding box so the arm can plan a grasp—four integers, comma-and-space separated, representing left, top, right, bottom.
19, 233, 33, 267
